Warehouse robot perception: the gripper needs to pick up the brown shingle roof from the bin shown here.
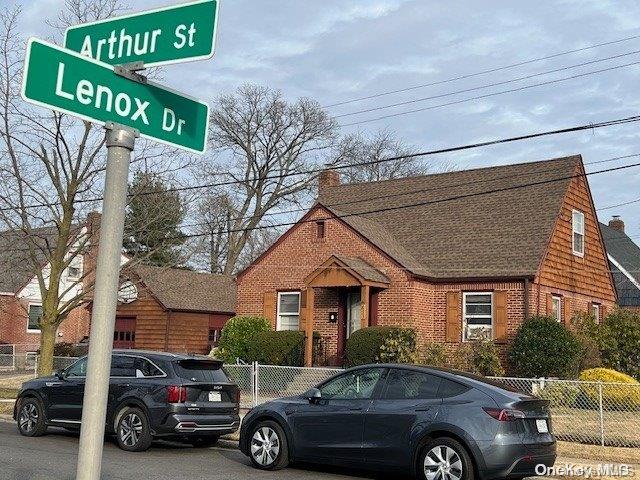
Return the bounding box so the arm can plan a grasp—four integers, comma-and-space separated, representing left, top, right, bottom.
131, 264, 236, 313
333, 255, 391, 284
319, 155, 581, 280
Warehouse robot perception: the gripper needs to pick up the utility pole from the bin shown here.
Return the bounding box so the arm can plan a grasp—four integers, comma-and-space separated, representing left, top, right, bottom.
75, 124, 136, 480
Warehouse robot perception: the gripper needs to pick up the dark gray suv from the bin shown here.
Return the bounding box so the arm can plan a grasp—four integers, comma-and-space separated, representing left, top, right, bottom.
240, 364, 556, 480
14, 350, 240, 451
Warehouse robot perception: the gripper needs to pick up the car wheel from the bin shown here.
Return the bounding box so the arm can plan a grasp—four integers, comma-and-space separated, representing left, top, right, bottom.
248, 420, 289, 470
189, 435, 219, 448
116, 407, 153, 452
17, 398, 47, 437
418, 437, 474, 480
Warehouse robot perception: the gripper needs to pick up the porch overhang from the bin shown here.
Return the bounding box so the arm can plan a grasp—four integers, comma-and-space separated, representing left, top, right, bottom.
303, 256, 389, 366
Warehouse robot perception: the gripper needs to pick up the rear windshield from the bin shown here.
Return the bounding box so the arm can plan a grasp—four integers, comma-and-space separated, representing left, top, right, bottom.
173, 360, 229, 383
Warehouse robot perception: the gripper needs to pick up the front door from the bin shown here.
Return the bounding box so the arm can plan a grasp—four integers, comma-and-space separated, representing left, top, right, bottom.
113, 317, 136, 349
336, 290, 362, 364
346, 291, 362, 339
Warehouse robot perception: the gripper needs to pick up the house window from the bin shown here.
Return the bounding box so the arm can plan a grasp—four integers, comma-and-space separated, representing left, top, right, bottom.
316, 221, 325, 239
27, 304, 43, 331
208, 328, 221, 348
277, 292, 300, 331
551, 296, 562, 322
591, 303, 600, 323
463, 292, 493, 341
67, 255, 83, 280
572, 210, 585, 257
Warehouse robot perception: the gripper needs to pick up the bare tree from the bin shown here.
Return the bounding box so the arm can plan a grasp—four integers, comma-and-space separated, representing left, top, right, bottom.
333, 129, 431, 183
0, 3, 184, 374
193, 84, 337, 274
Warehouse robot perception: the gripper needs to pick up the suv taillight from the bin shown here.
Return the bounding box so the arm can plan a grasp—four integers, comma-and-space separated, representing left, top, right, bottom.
168, 385, 187, 403
483, 407, 525, 421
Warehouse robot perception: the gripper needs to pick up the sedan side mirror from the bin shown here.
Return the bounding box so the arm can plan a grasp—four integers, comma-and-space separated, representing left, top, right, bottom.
304, 388, 321, 404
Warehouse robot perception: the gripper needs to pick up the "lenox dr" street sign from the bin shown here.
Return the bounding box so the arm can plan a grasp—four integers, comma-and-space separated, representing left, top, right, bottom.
21, 38, 209, 153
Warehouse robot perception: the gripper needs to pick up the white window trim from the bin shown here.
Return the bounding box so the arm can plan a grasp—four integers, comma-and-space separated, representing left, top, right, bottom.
572, 209, 585, 257
591, 303, 601, 323
552, 296, 562, 323
276, 291, 301, 331
26, 302, 42, 333
462, 292, 493, 342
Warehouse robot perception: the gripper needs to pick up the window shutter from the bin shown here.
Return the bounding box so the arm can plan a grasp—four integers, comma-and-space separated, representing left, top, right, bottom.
263, 291, 276, 325
494, 291, 508, 343
546, 293, 553, 316
445, 292, 460, 342
587, 301, 594, 318
563, 298, 571, 327
299, 291, 307, 331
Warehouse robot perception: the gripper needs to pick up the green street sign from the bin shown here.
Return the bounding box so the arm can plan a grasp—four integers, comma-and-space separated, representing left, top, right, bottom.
64, 0, 219, 67
21, 38, 209, 153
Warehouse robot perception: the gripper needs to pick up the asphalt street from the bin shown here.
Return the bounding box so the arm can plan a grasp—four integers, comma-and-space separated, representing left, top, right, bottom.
0, 421, 394, 480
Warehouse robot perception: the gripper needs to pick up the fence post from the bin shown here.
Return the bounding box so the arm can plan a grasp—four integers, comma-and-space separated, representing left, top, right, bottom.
252, 362, 259, 408
598, 381, 605, 447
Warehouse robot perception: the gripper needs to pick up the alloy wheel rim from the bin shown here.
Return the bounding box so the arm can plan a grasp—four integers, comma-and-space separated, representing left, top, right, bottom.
250, 426, 280, 466
19, 403, 38, 433
424, 445, 463, 480
119, 413, 143, 447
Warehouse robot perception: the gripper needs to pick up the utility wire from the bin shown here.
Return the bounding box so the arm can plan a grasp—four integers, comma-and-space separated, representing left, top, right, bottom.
597, 197, 640, 211
325, 32, 640, 108
335, 49, 640, 119
340, 60, 640, 127
2, 114, 640, 214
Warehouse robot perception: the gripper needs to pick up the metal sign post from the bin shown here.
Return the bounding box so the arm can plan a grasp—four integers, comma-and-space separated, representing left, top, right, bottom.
75, 123, 136, 480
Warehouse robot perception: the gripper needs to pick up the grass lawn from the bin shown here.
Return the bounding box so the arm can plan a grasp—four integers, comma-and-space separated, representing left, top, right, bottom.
0, 401, 14, 416
552, 406, 640, 448
0, 374, 32, 390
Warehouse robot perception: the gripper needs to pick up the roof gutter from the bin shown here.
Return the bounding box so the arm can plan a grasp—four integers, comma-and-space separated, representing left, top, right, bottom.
410, 273, 536, 284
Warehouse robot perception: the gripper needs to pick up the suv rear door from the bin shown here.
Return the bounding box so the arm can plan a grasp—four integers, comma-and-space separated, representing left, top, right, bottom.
172, 359, 238, 415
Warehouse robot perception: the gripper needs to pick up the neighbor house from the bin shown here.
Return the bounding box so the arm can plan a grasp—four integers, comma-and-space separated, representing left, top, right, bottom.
600, 216, 640, 312
236, 155, 617, 366
112, 264, 236, 354
0, 213, 105, 354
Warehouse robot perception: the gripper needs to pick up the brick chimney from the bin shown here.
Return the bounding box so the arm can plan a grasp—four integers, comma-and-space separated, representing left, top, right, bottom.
318, 169, 340, 196
609, 215, 625, 233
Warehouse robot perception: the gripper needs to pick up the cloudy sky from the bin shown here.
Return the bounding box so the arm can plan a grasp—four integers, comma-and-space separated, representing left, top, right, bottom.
10, 0, 640, 238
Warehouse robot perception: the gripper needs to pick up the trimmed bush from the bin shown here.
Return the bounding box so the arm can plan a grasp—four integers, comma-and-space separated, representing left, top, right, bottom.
246, 331, 305, 366
571, 312, 602, 371
345, 326, 417, 367
579, 368, 640, 409
507, 316, 582, 378
537, 382, 580, 408
596, 310, 640, 380
217, 316, 271, 363
450, 341, 505, 376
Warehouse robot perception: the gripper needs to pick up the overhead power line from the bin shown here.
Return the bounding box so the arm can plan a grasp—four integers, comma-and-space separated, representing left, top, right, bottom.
335, 49, 640, 119
325, 32, 640, 108
2, 114, 640, 215
340, 60, 640, 127
597, 197, 640, 211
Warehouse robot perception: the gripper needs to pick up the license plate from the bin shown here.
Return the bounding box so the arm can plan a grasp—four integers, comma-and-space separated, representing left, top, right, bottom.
536, 419, 549, 433
208, 391, 221, 402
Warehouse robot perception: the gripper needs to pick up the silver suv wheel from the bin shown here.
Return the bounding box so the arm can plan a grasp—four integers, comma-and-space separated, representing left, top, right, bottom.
19, 403, 38, 434
424, 445, 463, 480
119, 412, 143, 447
251, 426, 280, 466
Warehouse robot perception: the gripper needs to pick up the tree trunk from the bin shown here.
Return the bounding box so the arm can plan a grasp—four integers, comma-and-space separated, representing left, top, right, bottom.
38, 324, 57, 376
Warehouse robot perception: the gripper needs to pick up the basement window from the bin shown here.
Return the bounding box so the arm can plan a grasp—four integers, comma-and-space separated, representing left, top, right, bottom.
316, 221, 326, 239
572, 210, 585, 257
462, 293, 493, 341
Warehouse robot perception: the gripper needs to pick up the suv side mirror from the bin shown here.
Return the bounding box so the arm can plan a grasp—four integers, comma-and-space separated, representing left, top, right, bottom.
304, 388, 321, 404
55, 369, 66, 380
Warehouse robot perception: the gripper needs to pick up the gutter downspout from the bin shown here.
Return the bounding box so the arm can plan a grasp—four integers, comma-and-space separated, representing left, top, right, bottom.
524, 278, 530, 320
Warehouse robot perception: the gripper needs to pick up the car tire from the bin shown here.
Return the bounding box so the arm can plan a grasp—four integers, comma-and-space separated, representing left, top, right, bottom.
189, 435, 219, 448
115, 407, 153, 452
16, 397, 47, 437
418, 437, 474, 480
248, 420, 289, 471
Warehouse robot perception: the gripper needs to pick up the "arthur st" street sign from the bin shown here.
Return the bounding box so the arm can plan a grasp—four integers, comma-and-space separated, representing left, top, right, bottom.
64, 0, 219, 67
21, 38, 209, 153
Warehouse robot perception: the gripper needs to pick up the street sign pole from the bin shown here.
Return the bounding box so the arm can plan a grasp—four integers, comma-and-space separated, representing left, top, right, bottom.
75, 123, 137, 480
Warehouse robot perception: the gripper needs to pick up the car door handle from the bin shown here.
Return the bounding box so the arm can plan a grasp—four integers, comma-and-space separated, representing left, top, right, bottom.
415, 407, 432, 411
349, 407, 363, 411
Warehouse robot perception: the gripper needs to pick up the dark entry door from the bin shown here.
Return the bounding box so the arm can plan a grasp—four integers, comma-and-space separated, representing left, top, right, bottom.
113, 317, 136, 349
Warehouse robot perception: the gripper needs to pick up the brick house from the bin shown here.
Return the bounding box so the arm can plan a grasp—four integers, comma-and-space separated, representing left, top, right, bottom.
600, 216, 640, 312
111, 264, 236, 354
0, 214, 103, 353
236, 155, 617, 366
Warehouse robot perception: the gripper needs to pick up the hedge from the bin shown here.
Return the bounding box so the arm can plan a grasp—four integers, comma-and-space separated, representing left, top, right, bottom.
345, 326, 417, 367
579, 368, 640, 409
246, 331, 306, 366
216, 316, 271, 363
